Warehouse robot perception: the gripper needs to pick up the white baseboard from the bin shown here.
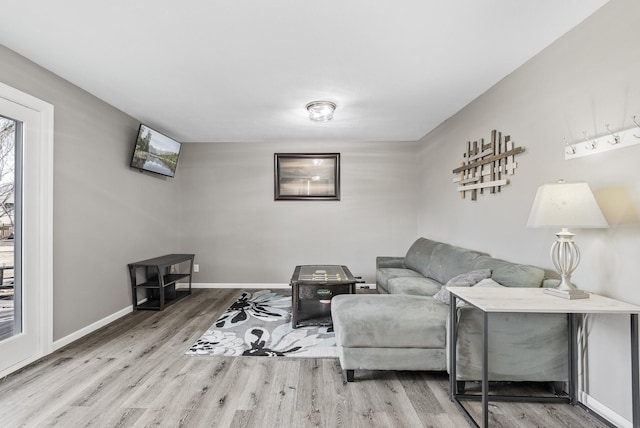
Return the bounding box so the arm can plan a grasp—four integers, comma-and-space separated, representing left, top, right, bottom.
51, 280, 375, 350
53, 304, 134, 351
580, 391, 631, 428
51, 282, 376, 352
181, 282, 377, 290
187, 283, 290, 289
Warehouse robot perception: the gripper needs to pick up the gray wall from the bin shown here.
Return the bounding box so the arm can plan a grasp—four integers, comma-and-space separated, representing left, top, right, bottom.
416, 0, 640, 421
0, 45, 180, 341
177, 141, 418, 284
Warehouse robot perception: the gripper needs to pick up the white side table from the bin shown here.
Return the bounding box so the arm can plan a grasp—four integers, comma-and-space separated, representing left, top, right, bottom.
448, 287, 640, 428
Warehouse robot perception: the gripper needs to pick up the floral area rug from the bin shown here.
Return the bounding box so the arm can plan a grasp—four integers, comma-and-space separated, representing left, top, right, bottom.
186, 290, 337, 358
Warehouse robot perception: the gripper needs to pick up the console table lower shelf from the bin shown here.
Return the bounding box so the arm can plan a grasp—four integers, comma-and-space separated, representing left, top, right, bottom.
128, 254, 195, 311
448, 287, 640, 428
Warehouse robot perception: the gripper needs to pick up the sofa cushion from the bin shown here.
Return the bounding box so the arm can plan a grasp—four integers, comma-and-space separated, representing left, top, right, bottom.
404, 238, 441, 278
376, 256, 406, 269
331, 294, 447, 348
376, 268, 424, 293
433, 269, 492, 305
472, 256, 544, 288
387, 276, 442, 296
427, 243, 485, 284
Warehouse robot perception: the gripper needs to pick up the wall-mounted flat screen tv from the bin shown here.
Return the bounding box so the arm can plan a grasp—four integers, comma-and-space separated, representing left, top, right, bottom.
130, 124, 182, 177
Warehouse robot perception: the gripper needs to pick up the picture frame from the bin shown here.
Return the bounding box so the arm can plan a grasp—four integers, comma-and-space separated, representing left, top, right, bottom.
274, 153, 340, 201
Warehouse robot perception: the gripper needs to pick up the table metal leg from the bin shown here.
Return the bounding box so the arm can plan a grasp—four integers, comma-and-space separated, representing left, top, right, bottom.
187, 256, 194, 296
156, 265, 165, 310
128, 266, 138, 310
569, 313, 578, 405
631, 314, 639, 428
291, 283, 298, 328
482, 311, 489, 428
449, 295, 457, 400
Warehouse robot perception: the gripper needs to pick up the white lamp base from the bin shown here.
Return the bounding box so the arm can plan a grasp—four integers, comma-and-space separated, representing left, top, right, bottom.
551, 228, 581, 291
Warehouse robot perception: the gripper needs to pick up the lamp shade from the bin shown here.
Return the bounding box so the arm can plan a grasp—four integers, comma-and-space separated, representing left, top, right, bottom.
527, 181, 608, 229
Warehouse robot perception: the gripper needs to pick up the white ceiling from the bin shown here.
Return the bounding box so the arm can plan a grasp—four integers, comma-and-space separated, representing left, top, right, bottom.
0, 1, 608, 143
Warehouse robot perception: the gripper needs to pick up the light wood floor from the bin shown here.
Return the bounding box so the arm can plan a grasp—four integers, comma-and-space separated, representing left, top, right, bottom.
0, 288, 611, 427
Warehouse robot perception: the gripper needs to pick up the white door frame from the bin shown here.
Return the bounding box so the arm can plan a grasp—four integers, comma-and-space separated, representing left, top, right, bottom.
0, 81, 53, 379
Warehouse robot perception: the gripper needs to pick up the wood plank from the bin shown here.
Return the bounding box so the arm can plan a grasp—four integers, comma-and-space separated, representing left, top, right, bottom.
469, 147, 493, 162
505, 139, 517, 175
459, 162, 466, 198
452, 146, 524, 174
452, 164, 514, 183
497, 131, 504, 193
457, 179, 508, 192
478, 138, 485, 195
490, 130, 497, 193
454, 176, 480, 185
471, 140, 478, 200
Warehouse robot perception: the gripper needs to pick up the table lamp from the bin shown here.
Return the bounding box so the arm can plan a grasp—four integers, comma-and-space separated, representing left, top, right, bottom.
527, 180, 608, 291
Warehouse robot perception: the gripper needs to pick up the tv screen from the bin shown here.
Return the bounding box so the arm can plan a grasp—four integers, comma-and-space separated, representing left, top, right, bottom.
130, 124, 182, 177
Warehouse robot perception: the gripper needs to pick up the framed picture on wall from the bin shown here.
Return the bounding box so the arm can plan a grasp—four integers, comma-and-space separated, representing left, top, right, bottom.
274, 153, 340, 201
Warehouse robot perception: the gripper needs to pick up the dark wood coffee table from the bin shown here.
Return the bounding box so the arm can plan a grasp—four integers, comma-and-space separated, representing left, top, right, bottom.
290, 265, 357, 328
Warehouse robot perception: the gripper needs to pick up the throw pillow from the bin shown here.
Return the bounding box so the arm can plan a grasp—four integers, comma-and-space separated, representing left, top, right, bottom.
455, 277, 506, 307
433, 269, 491, 305
473, 278, 505, 288
542, 278, 561, 288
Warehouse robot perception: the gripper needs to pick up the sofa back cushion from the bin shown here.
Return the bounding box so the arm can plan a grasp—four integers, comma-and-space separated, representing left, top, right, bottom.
472, 256, 544, 288
426, 243, 485, 284
404, 238, 441, 277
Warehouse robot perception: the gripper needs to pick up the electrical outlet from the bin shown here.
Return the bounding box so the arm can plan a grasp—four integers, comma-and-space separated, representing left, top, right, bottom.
193, 264, 199, 273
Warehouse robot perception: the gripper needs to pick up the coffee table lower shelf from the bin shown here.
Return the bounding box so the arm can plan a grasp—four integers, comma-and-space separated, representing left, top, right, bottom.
294, 300, 333, 327
290, 265, 358, 329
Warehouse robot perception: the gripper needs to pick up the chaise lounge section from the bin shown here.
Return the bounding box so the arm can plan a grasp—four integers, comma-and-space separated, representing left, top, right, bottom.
331, 237, 568, 385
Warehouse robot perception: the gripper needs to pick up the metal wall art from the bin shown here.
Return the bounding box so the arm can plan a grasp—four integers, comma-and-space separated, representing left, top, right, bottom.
452, 130, 524, 201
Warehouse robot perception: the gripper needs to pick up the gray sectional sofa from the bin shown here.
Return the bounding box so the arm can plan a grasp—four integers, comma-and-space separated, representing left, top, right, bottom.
331, 237, 568, 385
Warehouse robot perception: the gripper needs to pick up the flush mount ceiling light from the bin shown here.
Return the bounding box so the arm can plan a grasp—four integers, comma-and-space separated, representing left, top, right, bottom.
306, 100, 336, 122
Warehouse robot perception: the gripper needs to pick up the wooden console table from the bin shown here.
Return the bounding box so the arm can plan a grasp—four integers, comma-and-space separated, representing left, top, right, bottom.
128, 254, 195, 311
448, 287, 640, 428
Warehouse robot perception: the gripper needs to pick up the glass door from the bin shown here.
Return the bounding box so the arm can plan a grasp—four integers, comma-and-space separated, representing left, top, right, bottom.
0, 85, 52, 377
0, 115, 19, 343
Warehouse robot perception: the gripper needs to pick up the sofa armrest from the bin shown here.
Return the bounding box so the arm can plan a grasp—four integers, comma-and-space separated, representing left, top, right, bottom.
376, 256, 405, 269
